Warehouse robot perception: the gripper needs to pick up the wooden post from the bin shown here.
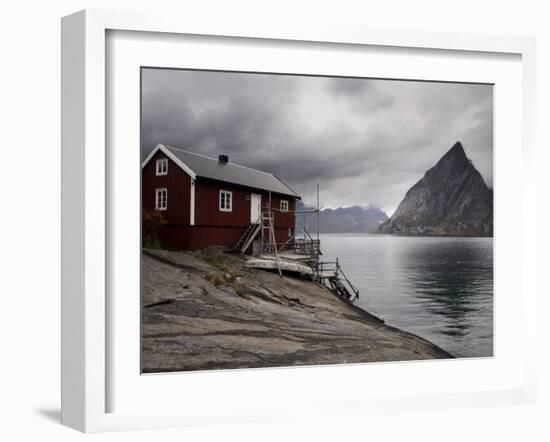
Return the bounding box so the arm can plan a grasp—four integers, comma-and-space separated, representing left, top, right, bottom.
267, 190, 274, 252
316, 183, 320, 242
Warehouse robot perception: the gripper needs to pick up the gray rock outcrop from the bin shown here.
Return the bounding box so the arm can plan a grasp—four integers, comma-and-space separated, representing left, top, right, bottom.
141, 248, 451, 372
378, 142, 493, 236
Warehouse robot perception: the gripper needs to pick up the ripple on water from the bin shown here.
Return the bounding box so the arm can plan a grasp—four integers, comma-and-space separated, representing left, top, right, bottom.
319, 234, 493, 358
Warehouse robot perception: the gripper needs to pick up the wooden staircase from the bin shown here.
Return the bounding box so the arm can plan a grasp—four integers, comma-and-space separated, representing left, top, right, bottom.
233, 223, 260, 254
327, 276, 354, 300
317, 258, 360, 302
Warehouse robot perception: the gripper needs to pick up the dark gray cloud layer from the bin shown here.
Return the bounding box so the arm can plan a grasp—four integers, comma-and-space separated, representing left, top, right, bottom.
142, 69, 493, 215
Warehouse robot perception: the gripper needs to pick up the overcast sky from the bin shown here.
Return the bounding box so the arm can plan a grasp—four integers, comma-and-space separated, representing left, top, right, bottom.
141, 68, 493, 215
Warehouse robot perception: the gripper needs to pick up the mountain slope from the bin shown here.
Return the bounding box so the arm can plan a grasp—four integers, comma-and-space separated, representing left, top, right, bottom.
378, 141, 493, 236
297, 202, 388, 234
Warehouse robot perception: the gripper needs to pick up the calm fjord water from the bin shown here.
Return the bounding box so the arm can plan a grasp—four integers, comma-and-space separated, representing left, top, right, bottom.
320, 234, 493, 358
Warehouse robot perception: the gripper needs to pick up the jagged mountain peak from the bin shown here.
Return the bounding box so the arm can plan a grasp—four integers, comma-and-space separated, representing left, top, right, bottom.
378, 142, 493, 236
423, 141, 472, 181
445, 141, 467, 160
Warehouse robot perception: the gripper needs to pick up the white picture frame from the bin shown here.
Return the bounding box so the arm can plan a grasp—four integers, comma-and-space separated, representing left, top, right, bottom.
61, 9, 537, 433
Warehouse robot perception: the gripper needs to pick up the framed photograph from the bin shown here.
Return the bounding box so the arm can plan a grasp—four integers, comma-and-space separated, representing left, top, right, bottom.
61, 9, 537, 432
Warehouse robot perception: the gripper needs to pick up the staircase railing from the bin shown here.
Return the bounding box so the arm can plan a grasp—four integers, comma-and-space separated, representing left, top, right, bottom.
234, 213, 262, 254
316, 258, 359, 302
240, 224, 261, 254
335, 258, 360, 302
293, 238, 321, 259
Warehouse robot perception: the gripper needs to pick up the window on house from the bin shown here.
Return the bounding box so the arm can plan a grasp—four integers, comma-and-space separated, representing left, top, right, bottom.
280, 200, 289, 212
156, 158, 168, 176
219, 190, 232, 212
155, 188, 167, 211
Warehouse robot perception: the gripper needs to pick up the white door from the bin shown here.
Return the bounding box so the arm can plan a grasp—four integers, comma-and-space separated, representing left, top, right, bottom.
250, 194, 261, 223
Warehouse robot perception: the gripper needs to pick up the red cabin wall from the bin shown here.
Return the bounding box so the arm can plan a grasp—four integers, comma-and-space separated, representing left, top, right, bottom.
142, 150, 192, 249
194, 178, 295, 229
142, 153, 297, 250
194, 179, 251, 227
158, 225, 193, 250
142, 150, 191, 225
193, 178, 296, 249
189, 226, 248, 250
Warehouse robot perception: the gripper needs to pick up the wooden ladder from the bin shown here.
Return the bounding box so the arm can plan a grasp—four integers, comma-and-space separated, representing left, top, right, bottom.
260, 209, 282, 276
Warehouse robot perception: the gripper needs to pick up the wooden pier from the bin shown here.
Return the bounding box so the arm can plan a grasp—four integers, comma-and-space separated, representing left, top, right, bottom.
314, 258, 359, 302
235, 193, 360, 303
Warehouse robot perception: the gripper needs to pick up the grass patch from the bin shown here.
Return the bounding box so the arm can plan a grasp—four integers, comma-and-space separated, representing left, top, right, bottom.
200, 254, 242, 283
205, 272, 226, 287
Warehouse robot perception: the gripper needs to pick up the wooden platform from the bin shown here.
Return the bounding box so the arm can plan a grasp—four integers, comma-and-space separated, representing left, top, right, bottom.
245, 257, 314, 275
318, 270, 338, 279
258, 252, 313, 262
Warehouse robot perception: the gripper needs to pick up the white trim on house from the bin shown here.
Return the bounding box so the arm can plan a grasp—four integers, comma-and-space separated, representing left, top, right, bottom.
190, 179, 195, 225
219, 190, 232, 212
142, 143, 197, 180
280, 199, 289, 212
155, 188, 167, 211
155, 158, 168, 175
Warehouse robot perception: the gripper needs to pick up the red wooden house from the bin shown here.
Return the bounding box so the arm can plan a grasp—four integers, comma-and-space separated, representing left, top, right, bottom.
142, 144, 300, 251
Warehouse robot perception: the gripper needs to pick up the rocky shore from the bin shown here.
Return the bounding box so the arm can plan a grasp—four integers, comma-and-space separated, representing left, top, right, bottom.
141, 247, 452, 373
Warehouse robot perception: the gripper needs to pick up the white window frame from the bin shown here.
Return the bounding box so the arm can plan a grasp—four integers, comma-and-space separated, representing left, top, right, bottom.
155, 158, 168, 176
155, 188, 167, 211
219, 190, 232, 212
280, 199, 289, 212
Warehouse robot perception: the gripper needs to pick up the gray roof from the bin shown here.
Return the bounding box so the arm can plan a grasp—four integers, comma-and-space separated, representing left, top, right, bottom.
160, 144, 300, 198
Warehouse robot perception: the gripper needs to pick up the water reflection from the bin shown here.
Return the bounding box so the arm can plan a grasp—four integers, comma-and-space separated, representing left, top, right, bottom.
320, 235, 493, 358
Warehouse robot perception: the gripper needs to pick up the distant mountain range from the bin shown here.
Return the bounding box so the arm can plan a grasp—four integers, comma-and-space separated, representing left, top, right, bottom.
378, 141, 493, 236
296, 201, 388, 234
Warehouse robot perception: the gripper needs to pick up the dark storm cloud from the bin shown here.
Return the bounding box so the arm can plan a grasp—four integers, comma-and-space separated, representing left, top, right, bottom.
326, 77, 395, 112
141, 69, 493, 215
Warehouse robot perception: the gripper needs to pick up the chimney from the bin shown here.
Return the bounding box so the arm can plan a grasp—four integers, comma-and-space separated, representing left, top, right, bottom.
218, 154, 229, 165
